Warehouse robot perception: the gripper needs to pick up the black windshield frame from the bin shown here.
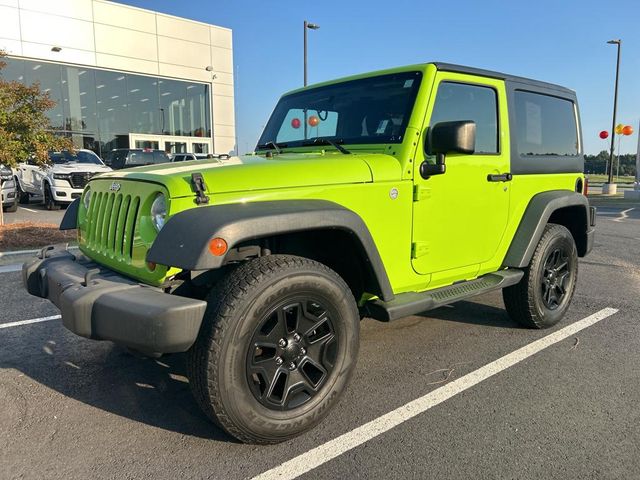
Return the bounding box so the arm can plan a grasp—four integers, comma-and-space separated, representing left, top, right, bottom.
257, 71, 423, 150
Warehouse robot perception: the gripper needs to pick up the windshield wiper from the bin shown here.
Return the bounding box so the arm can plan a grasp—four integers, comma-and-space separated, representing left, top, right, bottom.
303, 138, 351, 155
256, 141, 286, 154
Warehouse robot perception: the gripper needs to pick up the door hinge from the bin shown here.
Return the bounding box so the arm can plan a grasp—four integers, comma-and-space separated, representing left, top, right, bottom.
413, 185, 431, 202
412, 241, 430, 258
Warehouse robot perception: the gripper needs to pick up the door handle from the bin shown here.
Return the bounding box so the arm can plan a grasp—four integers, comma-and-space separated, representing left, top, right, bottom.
487, 173, 512, 182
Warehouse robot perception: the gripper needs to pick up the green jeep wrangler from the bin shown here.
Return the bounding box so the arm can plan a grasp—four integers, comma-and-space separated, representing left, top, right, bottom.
24, 62, 595, 444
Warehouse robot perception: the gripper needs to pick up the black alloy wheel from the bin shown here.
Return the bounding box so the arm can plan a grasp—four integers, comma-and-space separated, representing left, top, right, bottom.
540, 247, 571, 310
246, 298, 337, 411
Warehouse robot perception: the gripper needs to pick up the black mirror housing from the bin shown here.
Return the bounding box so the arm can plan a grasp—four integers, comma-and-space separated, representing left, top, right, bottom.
425, 120, 476, 156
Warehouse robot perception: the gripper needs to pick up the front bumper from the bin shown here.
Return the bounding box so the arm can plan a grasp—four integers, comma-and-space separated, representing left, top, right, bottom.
51, 184, 82, 203
22, 248, 207, 353
1, 186, 16, 205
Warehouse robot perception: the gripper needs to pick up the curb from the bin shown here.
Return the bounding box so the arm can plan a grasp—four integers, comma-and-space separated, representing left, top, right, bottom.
0, 245, 78, 258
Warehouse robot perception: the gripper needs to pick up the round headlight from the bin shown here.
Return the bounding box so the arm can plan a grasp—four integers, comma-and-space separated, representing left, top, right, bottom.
83, 188, 91, 210
151, 193, 167, 231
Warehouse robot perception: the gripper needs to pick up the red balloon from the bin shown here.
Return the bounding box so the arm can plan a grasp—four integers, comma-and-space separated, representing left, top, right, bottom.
308, 115, 320, 127
622, 125, 634, 136
291, 118, 301, 129
599, 130, 609, 139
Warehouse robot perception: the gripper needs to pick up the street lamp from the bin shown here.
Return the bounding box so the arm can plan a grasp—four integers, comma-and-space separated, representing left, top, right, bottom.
304, 20, 320, 87
605, 39, 622, 194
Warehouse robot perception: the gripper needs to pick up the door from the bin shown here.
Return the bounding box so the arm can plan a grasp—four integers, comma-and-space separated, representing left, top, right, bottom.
18, 159, 38, 194
411, 73, 511, 286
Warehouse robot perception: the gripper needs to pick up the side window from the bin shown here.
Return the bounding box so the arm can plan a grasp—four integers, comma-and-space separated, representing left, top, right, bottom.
514, 91, 578, 156
430, 82, 498, 154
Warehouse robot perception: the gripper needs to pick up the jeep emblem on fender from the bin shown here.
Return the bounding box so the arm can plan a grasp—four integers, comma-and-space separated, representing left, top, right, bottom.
109, 182, 121, 192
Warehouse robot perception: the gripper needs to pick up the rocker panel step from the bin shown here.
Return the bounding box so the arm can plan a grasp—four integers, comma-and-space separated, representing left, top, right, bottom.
366, 269, 524, 322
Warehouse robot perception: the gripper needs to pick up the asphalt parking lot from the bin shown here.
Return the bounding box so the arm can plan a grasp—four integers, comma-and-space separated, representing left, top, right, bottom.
1, 204, 638, 479
2, 197, 66, 225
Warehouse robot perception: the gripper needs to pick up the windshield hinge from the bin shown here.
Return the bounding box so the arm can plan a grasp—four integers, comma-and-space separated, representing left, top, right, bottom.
191, 172, 210, 205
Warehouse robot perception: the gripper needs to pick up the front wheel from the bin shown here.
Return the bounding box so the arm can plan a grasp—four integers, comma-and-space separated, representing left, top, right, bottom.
16, 180, 29, 204
44, 184, 60, 211
187, 255, 360, 444
503, 224, 578, 329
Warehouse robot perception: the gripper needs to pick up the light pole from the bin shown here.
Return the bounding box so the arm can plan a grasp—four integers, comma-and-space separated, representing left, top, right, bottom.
605, 39, 622, 194
303, 20, 320, 87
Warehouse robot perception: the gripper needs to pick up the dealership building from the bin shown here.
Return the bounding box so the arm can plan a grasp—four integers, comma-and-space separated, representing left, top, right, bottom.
0, 0, 236, 156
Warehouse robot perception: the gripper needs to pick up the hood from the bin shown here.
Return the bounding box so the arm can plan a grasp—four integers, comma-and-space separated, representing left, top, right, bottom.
49, 163, 112, 175
95, 152, 402, 198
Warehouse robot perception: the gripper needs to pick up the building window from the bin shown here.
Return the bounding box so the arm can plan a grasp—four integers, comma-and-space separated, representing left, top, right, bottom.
2, 57, 212, 157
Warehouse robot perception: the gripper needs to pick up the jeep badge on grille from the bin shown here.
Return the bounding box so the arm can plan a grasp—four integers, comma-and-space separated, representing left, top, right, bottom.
109, 182, 121, 192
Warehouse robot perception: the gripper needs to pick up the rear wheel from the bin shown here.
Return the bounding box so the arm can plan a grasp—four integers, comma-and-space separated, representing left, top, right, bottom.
187, 255, 359, 444
44, 184, 60, 211
503, 224, 578, 329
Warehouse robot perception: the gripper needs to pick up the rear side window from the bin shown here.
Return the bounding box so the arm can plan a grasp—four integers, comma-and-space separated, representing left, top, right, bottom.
514, 91, 578, 156
429, 82, 498, 154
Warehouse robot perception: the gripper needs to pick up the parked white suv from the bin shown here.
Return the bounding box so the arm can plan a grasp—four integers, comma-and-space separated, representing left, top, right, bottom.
15, 150, 111, 210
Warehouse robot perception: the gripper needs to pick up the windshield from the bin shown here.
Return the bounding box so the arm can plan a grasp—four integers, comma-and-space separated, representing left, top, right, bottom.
50, 151, 103, 165
257, 71, 422, 150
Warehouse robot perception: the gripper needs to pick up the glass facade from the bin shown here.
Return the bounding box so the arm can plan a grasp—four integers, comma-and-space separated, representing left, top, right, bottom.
1, 57, 212, 157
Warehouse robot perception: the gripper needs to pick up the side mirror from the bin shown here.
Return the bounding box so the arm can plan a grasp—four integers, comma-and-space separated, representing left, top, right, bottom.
420, 120, 476, 179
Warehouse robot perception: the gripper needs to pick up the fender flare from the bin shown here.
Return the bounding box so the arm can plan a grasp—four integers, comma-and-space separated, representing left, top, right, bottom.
146, 200, 394, 301
60, 198, 80, 230
502, 190, 590, 268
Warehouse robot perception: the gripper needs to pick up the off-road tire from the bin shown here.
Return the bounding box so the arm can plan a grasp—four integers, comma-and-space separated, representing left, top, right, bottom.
503, 223, 578, 329
44, 184, 60, 211
187, 254, 359, 444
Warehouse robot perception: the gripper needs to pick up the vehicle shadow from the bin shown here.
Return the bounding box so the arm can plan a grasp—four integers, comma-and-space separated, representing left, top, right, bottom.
0, 332, 238, 443
418, 300, 523, 328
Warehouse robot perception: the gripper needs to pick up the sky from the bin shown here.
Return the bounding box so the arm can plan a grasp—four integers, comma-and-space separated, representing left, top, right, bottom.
122, 0, 640, 156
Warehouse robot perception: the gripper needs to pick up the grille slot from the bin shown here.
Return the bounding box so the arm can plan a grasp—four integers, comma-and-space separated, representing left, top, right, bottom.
85, 190, 141, 262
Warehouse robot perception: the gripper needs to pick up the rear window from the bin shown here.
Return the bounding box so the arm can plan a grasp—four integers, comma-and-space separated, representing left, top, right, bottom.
514, 91, 579, 156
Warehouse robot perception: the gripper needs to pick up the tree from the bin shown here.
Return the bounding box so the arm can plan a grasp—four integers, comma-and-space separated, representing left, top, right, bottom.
0, 50, 72, 225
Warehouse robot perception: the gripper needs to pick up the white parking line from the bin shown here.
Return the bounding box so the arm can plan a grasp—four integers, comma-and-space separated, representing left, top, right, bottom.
0, 264, 22, 274
0, 315, 61, 329
614, 207, 634, 222
20, 207, 38, 213
252, 307, 619, 480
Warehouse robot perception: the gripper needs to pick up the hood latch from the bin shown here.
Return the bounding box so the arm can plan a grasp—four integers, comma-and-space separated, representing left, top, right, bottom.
191, 172, 210, 205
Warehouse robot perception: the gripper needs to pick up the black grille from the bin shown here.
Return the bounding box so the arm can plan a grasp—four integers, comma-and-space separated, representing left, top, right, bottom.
69, 172, 94, 189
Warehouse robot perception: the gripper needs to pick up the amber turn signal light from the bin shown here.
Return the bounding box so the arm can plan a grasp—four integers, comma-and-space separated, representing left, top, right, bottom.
208, 237, 228, 256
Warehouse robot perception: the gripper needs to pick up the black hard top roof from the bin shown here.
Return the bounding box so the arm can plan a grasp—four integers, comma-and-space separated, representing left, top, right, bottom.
432, 62, 575, 95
